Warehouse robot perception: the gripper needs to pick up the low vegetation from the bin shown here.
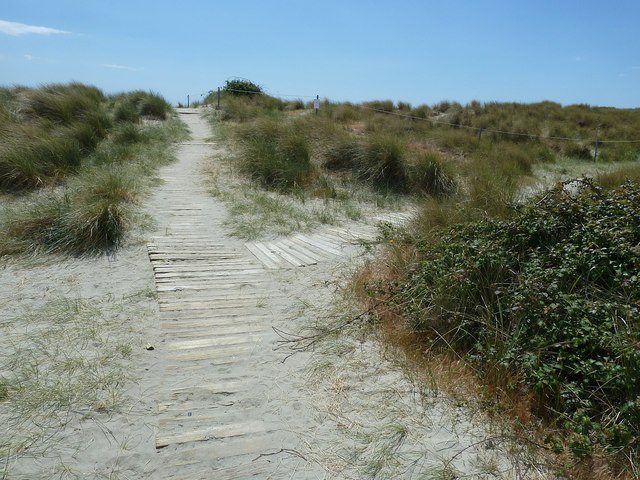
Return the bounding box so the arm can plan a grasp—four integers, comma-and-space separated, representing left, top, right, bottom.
372, 180, 639, 475
207, 85, 640, 477
0, 83, 186, 257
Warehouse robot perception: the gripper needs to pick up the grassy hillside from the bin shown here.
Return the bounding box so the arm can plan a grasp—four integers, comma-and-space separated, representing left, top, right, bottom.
208, 90, 640, 478
0, 83, 187, 256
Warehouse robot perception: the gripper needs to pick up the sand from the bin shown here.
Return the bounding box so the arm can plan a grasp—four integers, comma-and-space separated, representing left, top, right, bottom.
0, 109, 552, 479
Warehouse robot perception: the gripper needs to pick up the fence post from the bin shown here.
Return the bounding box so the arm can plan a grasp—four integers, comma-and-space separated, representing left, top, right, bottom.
478, 128, 483, 141
217, 87, 221, 110
594, 127, 599, 161
187, 95, 190, 108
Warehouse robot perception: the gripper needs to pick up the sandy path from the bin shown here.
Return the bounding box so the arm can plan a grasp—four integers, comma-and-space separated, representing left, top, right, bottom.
0, 109, 548, 479
145, 109, 328, 478
143, 110, 545, 479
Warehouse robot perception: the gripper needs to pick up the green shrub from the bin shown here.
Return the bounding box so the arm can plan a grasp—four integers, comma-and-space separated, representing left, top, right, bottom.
331, 104, 361, 123
10, 192, 131, 255
223, 78, 263, 97
388, 179, 640, 462
491, 142, 536, 175
409, 105, 431, 119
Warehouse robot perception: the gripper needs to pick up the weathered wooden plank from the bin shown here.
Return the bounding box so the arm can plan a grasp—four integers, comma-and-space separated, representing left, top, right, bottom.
313, 232, 345, 246
293, 234, 342, 256
273, 240, 318, 266
169, 379, 250, 396
153, 262, 257, 272
155, 433, 278, 468
266, 242, 304, 267
155, 420, 266, 449
279, 238, 326, 262
154, 269, 265, 279
252, 243, 286, 268
166, 334, 263, 351
244, 243, 280, 269
157, 291, 271, 302
153, 271, 267, 283
166, 343, 259, 362
159, 301, 269, 311
160, 325, 268, 339
160, 312, 271, 323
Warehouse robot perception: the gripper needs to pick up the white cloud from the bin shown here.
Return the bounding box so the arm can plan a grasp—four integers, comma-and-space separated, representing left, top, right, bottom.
24, 54, 33, 61
102, 63, 138, 71
0, 19, 70, 36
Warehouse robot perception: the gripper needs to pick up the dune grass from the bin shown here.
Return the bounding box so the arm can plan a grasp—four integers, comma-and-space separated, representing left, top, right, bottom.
0, 293, 153, 473
0, 83, 187, 258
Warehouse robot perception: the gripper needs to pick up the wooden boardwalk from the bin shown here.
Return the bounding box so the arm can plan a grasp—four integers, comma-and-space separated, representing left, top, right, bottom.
146, 109, 414, 478
245, 212, 414, 269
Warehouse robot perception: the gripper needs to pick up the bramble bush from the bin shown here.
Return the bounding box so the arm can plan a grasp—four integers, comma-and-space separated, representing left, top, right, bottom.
387, 179, 640, 460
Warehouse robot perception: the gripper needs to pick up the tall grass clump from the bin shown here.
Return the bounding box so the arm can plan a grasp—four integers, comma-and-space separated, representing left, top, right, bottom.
0, 127, 82, 189
0, 84, 183, 256
356, 136, 407, 192
322, 135, 409, 193
405, 151, 457, 197
379, 179, 640, 475
235, 118, 315, 192
22, 83, 105, 124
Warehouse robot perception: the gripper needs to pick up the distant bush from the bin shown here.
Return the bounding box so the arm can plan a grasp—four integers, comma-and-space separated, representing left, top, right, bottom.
223, 78, 263, 97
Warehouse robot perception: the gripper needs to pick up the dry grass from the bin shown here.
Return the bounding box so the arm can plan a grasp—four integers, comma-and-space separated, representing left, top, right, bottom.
0, 296, 143, 472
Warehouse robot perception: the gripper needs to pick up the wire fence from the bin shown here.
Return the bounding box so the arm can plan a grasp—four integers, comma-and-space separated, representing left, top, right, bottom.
188, 86, 640, 146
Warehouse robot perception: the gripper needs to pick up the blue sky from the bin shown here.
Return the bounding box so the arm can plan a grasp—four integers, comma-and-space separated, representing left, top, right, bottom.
1, 1, 639, 108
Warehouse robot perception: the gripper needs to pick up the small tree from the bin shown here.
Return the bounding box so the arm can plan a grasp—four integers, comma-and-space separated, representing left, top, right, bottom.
223, 79, 262, 97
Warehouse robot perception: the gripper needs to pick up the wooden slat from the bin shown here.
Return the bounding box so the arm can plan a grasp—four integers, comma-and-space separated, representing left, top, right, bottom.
244, 242, 280, 269
166, 334, 263, 351
279, 238, 326, 262
293, 234, 342, 256
274, 240, 318, 266
266, 242, 304, 267
155, 420, 267, 449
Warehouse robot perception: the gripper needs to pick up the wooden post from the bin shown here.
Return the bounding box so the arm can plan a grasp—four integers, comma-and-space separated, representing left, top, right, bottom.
187, 95, 190, 108
478, 128, 483, 141
594, 127, 600, 161
217, 87, 221, 110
